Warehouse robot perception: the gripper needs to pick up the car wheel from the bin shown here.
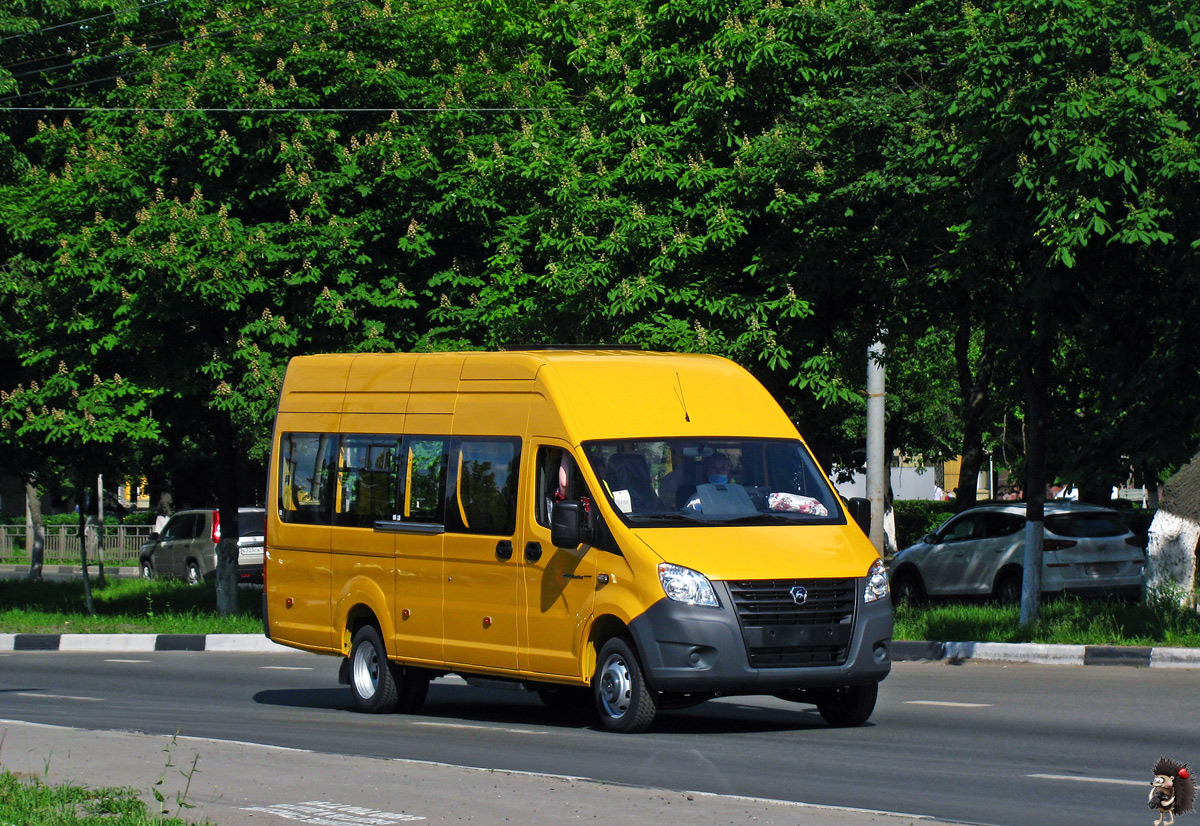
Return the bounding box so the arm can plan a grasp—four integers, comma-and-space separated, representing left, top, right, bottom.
349, 626, 398, 713
593, 636, 657, 733
140, 560, 154, 580
184, 561, 202, 586
890, 570, 924, 606
390, 663, 431, 714
993, 570, 1022, 604
814, 683, 878, 727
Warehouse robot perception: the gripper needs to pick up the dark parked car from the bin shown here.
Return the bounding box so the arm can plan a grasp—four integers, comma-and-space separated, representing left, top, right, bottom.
139, 507, 265, 584
889, 503, 1145, 603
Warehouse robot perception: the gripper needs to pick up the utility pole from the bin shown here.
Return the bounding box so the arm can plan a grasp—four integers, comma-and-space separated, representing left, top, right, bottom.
866, 340, 887, 554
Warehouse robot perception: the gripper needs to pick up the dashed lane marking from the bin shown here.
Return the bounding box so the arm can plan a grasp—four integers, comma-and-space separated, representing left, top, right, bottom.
1029, 773, 1145, 787
903, 700, 993, 708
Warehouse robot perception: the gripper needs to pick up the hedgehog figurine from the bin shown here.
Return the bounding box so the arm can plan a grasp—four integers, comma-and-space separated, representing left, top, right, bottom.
1151, 757, 1197, 825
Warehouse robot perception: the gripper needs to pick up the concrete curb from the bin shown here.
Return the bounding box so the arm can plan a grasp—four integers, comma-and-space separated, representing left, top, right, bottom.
892, 640, 1200, 668
0, 633, 292, 653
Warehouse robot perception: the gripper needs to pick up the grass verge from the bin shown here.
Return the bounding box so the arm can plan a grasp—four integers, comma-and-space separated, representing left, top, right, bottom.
0, 770, 202, 826
0, 577, 261, 634
893, 593, 1200, 647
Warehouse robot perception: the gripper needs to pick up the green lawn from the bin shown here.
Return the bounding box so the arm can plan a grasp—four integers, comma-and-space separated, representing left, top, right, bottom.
3, 575, 1199, 646
0, 770, 204, 826
0, 577, 261, 634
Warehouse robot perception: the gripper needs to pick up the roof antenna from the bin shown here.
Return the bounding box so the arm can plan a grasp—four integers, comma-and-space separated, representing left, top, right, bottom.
675, 372, 691, 422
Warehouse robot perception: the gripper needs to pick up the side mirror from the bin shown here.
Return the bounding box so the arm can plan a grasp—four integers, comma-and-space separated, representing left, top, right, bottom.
847, 497, 871, 536
150, 531, 160, 541
551, 502, 584, 548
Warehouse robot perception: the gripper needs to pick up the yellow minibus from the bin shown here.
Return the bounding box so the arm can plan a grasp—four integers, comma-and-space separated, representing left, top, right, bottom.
264, 349, 891, 732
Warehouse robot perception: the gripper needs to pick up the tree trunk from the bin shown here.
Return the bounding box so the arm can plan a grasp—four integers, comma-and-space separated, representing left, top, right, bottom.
76, 480, 95, 615
1019, 311, 1050, 626
24, 479, 44, 581
214, 409, 242, 616
955, 321, 995, 510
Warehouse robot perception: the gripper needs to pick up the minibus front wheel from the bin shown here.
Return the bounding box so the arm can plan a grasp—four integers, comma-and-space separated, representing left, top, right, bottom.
593, 636, 657, 734
349, 626, 398, 713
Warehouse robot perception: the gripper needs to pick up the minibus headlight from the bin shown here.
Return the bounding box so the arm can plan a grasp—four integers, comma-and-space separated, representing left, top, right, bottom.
658, 563, 719, 608
864, 558, 889, 603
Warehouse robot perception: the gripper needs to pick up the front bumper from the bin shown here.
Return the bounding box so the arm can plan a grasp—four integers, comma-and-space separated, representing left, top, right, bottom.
627, 579, 892, 694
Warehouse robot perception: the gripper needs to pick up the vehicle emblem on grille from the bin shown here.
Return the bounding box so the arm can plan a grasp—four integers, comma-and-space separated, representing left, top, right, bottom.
789, 585, 808, 606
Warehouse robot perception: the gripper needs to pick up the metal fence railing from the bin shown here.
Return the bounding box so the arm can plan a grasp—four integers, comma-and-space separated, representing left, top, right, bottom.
0, 524, 153, 566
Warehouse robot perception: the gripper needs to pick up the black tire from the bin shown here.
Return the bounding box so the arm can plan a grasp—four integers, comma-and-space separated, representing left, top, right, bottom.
184, 561, 202, 586
815, 683, 878, 727
890, 570, 924, 606
593, 637, 657, 733
140, 560, 154, 580
993, 570, 1022, 604
390, 663, 431, 714
349, 626, 398, 713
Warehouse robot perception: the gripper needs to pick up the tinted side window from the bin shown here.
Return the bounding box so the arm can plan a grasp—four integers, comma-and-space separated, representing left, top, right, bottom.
279, 433, 336, 525
336, 435, 401, 527
981, 513, 1024, 538
446, 437, 520, 536
398, 436, 448, 524
160, 514, 191, 541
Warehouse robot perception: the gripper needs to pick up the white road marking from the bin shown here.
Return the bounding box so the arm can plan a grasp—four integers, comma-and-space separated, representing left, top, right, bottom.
1029, 773, 1146, 787
243, 801, 425, 823
14, 692, 102, 702
904, 700, 993, 708
261, 665, 314, 671
412, 721, 544, 735
105, 658, 150, 663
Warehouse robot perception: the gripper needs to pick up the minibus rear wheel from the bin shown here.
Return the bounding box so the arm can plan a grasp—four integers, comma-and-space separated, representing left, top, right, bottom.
593, 637, 657, 733
349, 626, 398, 713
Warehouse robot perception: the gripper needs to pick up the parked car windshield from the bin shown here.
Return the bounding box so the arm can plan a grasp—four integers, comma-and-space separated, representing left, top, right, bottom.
581, 438, 842, 527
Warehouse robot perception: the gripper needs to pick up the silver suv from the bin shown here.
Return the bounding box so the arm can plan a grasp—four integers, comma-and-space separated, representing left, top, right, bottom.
139, 507, 266, 584
889, 503, 1145, 603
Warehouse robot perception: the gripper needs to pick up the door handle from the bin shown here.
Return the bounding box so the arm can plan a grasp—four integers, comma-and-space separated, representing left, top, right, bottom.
524, 542, 542, 563
495, 540, 513, 561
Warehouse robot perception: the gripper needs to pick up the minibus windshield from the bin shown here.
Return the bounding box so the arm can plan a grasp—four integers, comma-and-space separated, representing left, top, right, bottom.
582, 438, 842, 527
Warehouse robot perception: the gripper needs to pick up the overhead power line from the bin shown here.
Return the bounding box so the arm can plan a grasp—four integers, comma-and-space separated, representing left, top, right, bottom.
2, 0, 363, 79
0, 1, 449, 106
0, 0, 182, 45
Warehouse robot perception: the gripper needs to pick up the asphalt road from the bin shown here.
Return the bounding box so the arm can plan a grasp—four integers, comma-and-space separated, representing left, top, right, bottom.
0, 651, 1193, 826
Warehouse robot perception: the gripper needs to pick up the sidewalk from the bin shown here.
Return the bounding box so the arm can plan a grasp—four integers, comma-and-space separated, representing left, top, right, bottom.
0, 718, 966, 826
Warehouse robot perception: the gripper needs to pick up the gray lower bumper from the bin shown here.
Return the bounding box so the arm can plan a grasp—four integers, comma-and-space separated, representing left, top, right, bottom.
627, 581, 892, 695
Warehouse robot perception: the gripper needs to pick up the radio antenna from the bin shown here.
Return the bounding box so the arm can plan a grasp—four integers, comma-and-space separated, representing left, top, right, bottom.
675, 373, 691, 422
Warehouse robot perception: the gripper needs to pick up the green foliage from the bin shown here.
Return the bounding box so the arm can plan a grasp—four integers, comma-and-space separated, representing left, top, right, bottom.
891, 499, 958, 551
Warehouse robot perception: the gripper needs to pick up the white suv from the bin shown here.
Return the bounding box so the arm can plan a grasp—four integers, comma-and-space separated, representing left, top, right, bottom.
889, 503, 1145, 603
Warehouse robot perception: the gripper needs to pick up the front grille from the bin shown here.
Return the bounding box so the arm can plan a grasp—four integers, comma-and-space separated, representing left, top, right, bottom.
727, 578, 857, 668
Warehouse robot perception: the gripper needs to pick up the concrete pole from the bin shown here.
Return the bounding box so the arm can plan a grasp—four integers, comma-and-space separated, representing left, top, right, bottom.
866, 340, 887, 553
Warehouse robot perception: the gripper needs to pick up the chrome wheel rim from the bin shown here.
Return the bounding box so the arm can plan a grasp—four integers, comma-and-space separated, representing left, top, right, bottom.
352, 642, 380, 700
597, 653, 632, 719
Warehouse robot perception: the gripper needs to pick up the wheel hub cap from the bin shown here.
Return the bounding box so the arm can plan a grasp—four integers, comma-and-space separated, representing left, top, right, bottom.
598, 654, 632, 718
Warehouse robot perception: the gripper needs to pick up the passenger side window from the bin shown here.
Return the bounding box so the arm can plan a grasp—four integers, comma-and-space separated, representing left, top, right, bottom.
446, 437, 521, 536
335, 435, 401, 528
279, 433, 336, 525
398, 436, 448, 524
